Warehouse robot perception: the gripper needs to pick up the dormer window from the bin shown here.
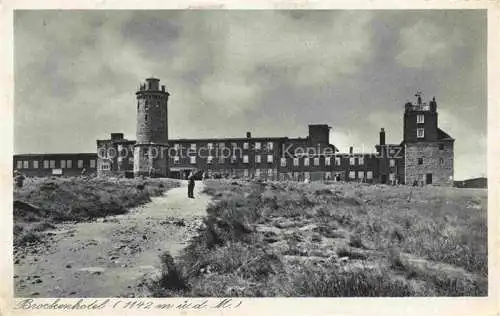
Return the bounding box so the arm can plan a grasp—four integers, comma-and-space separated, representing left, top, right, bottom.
417, 128, 425, 138
417, 114, 425, 124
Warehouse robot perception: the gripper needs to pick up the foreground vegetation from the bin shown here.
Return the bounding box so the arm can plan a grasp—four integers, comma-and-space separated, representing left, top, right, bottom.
13, 176, 180, 246
150, 180, 487, 297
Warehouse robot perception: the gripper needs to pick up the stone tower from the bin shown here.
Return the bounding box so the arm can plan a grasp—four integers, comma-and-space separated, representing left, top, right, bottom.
133, 78, 170, 177
402, 92, 454, 186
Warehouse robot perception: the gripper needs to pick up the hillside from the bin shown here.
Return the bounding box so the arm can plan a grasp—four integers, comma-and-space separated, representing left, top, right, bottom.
149, 180, 487, 297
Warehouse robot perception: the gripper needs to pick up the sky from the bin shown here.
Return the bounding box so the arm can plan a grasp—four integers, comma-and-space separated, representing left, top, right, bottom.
14, 10, 486, 180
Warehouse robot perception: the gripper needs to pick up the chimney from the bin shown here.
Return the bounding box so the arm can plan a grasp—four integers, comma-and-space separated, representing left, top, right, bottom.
380, 128, 386, 146
246, 132, 251, 138
349, 146, 353, 155
161, 85, 165, 92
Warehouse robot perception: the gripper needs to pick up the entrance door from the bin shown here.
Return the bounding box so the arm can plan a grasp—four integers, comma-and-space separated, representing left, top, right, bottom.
426, 173, 433, 185
381, 174, 387, 184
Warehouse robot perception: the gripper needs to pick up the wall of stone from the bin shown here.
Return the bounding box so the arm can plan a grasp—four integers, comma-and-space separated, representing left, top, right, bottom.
404, 141, 453, 186
136, 92, 169, 144
133, 145, 169, 177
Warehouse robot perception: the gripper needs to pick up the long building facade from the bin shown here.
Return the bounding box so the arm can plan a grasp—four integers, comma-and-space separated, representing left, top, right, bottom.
13, 79, 454, 186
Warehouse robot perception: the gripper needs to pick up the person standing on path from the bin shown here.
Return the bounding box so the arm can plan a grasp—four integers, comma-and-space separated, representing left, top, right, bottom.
187, 170, 195, 198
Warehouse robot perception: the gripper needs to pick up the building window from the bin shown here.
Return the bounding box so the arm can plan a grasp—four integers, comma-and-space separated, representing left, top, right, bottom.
77, 160, 84, 168
358, 171, 364, 179
145, 113, 148, 121
304, 158, 310, 166
358, 157, 364, 165
293, 158, 299, 166
231, 142, 237, 148
207, 156, 213, 164
314, 157, 319, 166
174, 156, 180, 164
218, 156, 225, 164
417, 114, 425, 124
243, 155, 249, 163
267, 155, 273, 163
280, 158, 286, 167
231, 156, 237, 164
304, 172, 310, 180
389, 173, 395, 181
50, 160, 56, 168
367, 171, 373, 179
255, 142, 261, 150
267, 142, 274, 150
244, 169, 249, 177
255, 169, 261, 177
439, 157, 444, 165
190, 143, 196, 150
218, 142, 225, 148
174, 144, 180, 150
60, 160, 66, 169
101, 163, 110, 171
325, 157, 331, 166
335, 157, 341, 166
439, 143, 444, 150
418, 158, 423, 165
349, 171, 356, 179
417, 128, 425, 138
389, 159, 395, 167
43, 160, 49, 169
349, 157, 355, 166
207, 143, 213, 150
190, 156, 196, 164
268, 168, 273, 176
33, 161, 39, 169
243, 142, 249, 149
255, 155, 261, 163
16, 161, 22, 169
22, 160, 29, 169
66, 160, 72, 169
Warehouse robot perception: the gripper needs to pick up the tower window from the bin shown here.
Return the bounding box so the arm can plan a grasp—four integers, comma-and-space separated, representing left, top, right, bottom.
417, 128, 425, 138
418, 158, 423, 165
314, 157, 320, 166
417, 114, 425, 124
255, 142, 261, 150
293, 158, 299, 166
325, 157, 331, 166
439, 157, 444, 165
389, 159, 395, 167
304, 158, 310, 166
255, 155, 261, 163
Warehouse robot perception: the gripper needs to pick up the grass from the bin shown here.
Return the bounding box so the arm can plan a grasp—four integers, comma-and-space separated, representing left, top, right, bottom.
13, 176, 180, 246
150, 179, 487, 297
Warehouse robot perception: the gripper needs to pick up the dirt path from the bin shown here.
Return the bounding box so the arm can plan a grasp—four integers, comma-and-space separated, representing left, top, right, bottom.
14, 180, 210, 298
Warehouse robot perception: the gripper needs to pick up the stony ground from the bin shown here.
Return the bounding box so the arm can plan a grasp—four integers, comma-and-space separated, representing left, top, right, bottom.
14, 181, 210, 297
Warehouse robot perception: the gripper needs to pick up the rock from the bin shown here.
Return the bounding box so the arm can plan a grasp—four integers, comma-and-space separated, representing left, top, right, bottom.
33, 275, 40, 278
142, 234, 147, 240
263, 236, 280, 243
92, 271, 102, 276
274, 220, 296, 229
69, 291, 77, 295
299, 224, 318, 231
35, 279, 42, 283
65, 264, 72, 268
109, 256, 119, 261
31, 292, 40, 296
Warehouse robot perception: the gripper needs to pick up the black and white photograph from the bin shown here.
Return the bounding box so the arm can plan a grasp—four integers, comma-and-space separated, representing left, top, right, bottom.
6, 6, 494, 306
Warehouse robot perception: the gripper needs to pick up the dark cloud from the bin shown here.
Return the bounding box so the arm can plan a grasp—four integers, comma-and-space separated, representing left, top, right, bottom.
14, 10, 486, 180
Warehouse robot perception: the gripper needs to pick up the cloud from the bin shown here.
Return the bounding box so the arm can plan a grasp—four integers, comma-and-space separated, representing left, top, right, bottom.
396, 19, 464, 69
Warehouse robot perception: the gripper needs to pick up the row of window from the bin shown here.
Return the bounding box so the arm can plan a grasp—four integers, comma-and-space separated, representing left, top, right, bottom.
16, 159, 96, 170
417, 157, 445, 165
171, 155, 368, 166
172, 141, 275, 151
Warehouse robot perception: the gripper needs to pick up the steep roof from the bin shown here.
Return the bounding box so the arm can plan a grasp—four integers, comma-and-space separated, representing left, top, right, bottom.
437, 128, 454, 141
